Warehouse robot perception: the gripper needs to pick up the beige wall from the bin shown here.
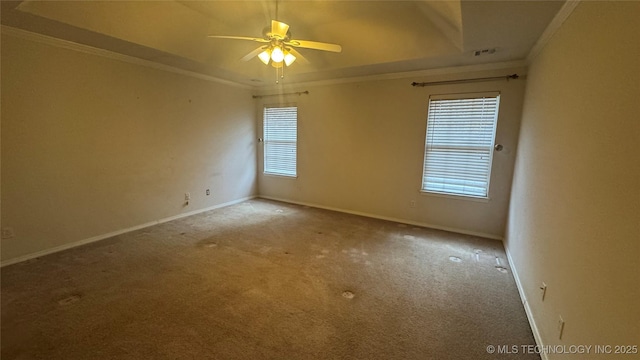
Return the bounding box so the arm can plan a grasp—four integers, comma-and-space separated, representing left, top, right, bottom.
1, 32, 257, 263
505, 2, 640, 358
256, 67, 526, 239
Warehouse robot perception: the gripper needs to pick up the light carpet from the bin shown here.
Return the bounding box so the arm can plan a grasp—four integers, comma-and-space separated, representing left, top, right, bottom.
1, 199, 539, 359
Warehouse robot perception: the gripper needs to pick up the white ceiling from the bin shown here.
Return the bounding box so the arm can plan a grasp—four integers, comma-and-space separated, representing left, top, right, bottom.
1, 1, 565, 87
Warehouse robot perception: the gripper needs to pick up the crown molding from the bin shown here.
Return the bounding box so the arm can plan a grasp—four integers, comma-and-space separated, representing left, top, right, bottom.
527, 0, 581, 63
2, 23, 532, 93
1, 25, 252, 90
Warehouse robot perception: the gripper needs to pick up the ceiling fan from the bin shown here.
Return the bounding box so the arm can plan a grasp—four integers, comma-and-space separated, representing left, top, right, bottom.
208, 19, 342, 82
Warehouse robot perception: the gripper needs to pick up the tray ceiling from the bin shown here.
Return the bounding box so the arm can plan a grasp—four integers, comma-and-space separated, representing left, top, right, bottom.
1, 1, 565, 86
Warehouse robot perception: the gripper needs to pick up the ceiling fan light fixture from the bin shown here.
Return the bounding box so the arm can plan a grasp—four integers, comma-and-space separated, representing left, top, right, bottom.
270, 46, 285, 63
284, 51, 296, 66
258, 49, 271, 65
208, 16, 341, 83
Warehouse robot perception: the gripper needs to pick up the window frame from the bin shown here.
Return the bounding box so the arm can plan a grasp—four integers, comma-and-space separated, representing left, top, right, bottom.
262, 104, 298, 178
420, 92, 501, 200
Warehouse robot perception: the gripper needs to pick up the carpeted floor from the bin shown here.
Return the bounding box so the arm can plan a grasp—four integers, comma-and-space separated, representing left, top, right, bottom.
1, 199, 539, 359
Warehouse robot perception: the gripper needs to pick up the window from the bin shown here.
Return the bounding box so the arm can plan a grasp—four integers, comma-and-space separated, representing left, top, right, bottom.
263, 106, 297, 177
421, 93, 500, 198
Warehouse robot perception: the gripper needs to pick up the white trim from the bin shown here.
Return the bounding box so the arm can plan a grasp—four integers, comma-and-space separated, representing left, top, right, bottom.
419, 190, 490, 203
0, 196, 257, 267
262, 173, 298, 179
527, 1, 581, 63
254, 60, 527, 93
259, 195, 503, 240
1, 25, 251, 90
504, 246, 548, 360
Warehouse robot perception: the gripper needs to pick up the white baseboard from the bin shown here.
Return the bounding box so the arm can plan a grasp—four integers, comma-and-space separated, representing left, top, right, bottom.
258, 195, 503, 241
0, 195, 256, 267
504, 246, 548, 360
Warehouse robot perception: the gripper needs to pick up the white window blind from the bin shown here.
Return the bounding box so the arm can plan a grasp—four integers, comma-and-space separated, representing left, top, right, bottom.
421, 94, 500, 198
264, 106, 297, 177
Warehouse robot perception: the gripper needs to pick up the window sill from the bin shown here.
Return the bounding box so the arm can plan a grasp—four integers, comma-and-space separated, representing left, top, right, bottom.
419, 190, 490, 203
263, 172, 298, 179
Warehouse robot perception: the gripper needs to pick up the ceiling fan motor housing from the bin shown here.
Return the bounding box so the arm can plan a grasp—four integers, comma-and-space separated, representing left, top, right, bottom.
263, 26, 291, 41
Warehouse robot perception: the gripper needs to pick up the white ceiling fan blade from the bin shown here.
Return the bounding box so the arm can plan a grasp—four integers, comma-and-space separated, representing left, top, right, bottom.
286, 39, 342, 53
287, 48, 309, 65
208, 35, 269, 43
241, 46, 268, 62
271, 20, 290, 38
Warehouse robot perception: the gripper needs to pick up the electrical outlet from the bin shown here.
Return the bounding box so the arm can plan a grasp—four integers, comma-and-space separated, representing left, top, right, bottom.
185, 192, 190, 201
540, 282, 547, 301
1, 227, 15, 239
409, 200, 416, 208
558, 316, 565, 340
206, 189, 210, 196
